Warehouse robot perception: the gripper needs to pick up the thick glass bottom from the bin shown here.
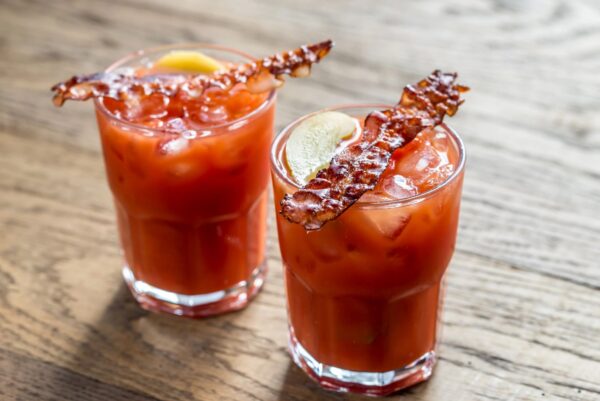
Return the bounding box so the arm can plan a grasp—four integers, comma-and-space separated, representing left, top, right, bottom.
122, 262, 266, 318
288, 328, 435, 396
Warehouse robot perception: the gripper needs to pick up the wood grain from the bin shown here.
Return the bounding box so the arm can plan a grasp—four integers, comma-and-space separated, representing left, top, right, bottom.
1, 0, 599, 400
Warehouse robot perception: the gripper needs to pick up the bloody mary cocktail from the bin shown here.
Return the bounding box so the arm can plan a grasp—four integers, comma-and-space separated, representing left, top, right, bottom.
271, 104, 466, 395
95, 45, 275, 317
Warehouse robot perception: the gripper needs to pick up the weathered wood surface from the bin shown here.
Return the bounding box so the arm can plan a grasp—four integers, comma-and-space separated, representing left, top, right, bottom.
1, 0, 599, 400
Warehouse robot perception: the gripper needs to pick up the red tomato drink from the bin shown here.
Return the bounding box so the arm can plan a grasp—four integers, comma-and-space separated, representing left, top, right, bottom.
95, 45, 276, 317
271, 104, 466, 395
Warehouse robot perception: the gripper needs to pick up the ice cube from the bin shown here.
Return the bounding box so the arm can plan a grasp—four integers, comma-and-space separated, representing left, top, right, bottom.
366, 211, 412, 240
165, 142, 209, 179
306, 225, 346, 262
201, 105, 228, 123
423, 164, 455, 190
342, 206, 412, 245
187, 104, 229, 125
431, 131, 450, 153
381, 175, 418, 200
159, 136, 189, 155
123, 94, 169, 122
209, 134, 251, 173
395, 141, 442, 186
165, 117, 188, 132
351, 178, 415, 241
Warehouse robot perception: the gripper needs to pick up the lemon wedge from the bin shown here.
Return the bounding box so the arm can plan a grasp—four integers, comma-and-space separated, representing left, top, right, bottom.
285, 111, 358, 185
155, 50, 224, 73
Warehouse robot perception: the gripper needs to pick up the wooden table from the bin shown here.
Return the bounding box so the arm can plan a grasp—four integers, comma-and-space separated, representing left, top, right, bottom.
2, 0, 599, 400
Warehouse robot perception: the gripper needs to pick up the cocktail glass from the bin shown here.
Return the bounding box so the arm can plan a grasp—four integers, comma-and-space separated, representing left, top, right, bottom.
95, 44, 276, 317
270, 104, 465, 395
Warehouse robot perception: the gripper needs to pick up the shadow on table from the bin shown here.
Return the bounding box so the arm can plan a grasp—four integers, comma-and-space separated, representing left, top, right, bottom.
277, 361, 347, 401
60, 282, 210, 401
59, 282, 426, 401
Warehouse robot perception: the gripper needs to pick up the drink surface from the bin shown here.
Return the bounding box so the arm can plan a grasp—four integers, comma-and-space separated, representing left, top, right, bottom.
97, 57, 275, 296
100, 71, 268, 132
272, 112, 464, 373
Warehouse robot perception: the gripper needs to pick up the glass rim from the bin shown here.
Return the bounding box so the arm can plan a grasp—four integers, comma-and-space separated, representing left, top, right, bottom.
93, 43, 277, 134
270, 103, 467, 208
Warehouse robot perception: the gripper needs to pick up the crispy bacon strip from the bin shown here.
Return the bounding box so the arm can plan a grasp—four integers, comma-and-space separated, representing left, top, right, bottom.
280, 70, 468, 230
51, 40, 333, 107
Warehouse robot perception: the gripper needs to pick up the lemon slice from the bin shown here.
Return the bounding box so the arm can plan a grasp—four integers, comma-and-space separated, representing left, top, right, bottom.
286, 111, 358, 185
155, 50, 224, 73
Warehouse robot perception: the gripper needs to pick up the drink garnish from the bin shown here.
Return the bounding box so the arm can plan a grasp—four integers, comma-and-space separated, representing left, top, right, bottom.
51, 40, 333, 107
154, 50, 224, 73
280, 70, 468, 230
285, 111, 358, 185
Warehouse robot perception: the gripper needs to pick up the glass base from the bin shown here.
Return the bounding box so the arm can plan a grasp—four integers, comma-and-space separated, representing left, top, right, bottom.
288, 329, 436, 396
122, 263, 266, 318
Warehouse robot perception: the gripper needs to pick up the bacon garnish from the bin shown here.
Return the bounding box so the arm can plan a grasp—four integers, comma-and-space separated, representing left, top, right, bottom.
51, 40, 333, 107
280, 70, 469, 230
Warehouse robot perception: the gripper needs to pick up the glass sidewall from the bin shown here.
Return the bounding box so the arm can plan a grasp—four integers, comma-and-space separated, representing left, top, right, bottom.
270, 104, 466, 373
